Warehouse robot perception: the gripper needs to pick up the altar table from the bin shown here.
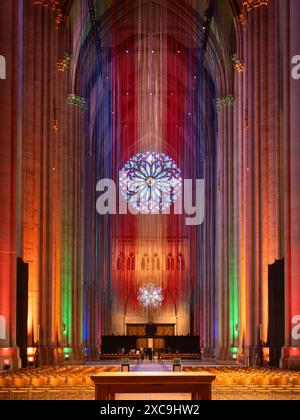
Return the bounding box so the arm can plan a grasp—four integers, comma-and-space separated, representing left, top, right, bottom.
91, 372, 216, 400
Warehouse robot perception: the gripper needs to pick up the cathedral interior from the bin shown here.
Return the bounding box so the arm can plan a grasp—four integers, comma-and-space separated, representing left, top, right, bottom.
0, 0, 300, 401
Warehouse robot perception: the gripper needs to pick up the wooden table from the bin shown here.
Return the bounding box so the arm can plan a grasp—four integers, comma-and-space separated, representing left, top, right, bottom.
91, 372, 216, 400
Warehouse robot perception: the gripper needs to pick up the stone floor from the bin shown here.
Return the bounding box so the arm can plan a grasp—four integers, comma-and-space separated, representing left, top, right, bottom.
130, 363, 172, 372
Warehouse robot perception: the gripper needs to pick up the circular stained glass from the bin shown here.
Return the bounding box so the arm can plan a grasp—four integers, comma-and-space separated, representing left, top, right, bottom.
119, 151, 182, 214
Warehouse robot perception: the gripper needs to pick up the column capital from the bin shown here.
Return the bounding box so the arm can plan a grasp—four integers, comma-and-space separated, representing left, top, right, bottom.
242, 0, 269, 12
238, 0, 270, 28
32, 0, 73, 26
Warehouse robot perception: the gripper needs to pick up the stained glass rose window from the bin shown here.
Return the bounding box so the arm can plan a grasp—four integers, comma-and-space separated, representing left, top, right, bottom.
120, 152, 182, 214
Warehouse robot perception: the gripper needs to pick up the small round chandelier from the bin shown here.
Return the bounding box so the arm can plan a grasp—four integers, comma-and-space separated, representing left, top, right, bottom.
137, 283, 164, 309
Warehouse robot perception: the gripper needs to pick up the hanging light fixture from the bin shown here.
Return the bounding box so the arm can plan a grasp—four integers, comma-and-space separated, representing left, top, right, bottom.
137, 284, 164, 309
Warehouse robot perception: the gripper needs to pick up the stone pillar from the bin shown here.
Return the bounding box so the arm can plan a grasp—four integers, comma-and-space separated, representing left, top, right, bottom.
236, 1, 284, 365
21, 0, 84, 365
0, 0, 21, 370
281, 0, 300, 370
216, 101, 236, 361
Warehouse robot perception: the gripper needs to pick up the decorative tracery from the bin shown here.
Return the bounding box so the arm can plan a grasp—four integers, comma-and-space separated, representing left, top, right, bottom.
116, 252, 184, 271
119, 152, 182, 214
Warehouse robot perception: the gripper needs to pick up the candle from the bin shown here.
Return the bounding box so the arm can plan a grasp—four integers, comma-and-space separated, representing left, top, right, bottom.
37, 325, 40, 343
259, 324, 263, 341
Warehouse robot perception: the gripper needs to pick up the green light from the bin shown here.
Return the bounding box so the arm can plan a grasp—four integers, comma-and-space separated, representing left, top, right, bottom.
230, 249, 239, 344
62, 234, 72, 345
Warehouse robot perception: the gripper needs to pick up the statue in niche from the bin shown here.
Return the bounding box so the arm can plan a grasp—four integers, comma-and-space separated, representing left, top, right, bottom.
151, 254, 160, 271
154, 254, 160, 271
0, 315, 5, 340
0, 55, 6, 80
117, 253, 125, 270
177, 254, 185, 270
167, 254, 176, 271
141, 254, 150, 271
127, 253, 135, 271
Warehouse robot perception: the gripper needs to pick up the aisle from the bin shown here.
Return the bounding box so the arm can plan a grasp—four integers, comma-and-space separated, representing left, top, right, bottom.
130, 363, 172, 372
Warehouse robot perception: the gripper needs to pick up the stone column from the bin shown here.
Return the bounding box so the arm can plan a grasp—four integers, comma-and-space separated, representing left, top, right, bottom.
237, 1, 283, 365
216, 101, 235, 361
0, 0, 21, 369
281, 0, 300, 370
21, 1, 84, 365
242, 2, 268, 364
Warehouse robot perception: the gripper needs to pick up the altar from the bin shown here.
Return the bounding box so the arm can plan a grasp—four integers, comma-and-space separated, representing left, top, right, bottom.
101, 335, 200, 354
92, 372, 216, 401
